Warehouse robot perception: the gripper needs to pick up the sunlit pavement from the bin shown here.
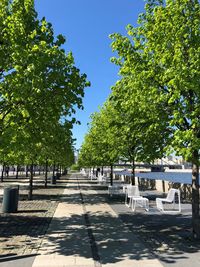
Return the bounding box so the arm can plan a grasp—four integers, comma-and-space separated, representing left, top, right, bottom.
2, 173, 198, 267
32, 173, 164, 267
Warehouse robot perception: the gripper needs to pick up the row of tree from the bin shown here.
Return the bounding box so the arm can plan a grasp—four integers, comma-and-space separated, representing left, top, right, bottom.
78, 0, 200, 238
0, 0, 89, 198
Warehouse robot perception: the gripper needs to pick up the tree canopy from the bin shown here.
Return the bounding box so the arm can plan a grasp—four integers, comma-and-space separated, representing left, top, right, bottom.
80, 0, 200, 238
0, 0, 90, 195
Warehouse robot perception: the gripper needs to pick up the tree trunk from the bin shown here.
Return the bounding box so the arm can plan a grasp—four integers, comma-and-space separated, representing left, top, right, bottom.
52, 162, 56, 178
131, 158, 135, 185
101, 166, 104, 175
192, 150, 200, 239
28, 162, 33, 200
44, 158, 48, 188
162, 180, 165, 193
26, 165, 29, 177
16, 165, 19, 179
1, 163, 5, 182
110, 165, 113, 186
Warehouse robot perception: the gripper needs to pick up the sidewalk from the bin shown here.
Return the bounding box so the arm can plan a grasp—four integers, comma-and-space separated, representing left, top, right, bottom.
31, 173, 163, 267
1, 173, 199, 266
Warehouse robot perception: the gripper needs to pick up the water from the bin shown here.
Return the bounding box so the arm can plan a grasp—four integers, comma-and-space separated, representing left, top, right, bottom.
115, 171, 193, 185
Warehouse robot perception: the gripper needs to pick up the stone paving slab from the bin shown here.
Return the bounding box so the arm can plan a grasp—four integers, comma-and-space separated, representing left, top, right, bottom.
101, 259, 163, 267
3, 174, 198, 267
32, 254, 95, 267
31, 175, 163, 267
0, 200, 58, 256
78, 182, 163, 267
0, 177, 65, 257
32, 187, 95, 267
0, 255, 36, 267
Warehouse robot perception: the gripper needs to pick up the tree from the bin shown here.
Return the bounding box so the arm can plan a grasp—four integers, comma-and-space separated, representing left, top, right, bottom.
110, 0, 200, 238
0, 0, 90, 199
110, 76, 169, 184
79, 100, 120, 184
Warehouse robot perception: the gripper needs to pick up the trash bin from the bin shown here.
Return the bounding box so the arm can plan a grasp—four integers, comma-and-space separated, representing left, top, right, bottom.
2, 185, 19, 213
51, 176, 56, 184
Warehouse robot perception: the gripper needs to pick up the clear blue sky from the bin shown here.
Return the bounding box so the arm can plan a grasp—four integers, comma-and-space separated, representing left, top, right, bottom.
35, 0, 145, 149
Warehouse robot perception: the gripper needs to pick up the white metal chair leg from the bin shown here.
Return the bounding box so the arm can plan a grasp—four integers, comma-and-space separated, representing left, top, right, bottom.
145, 199, 149, 211
131, 198, 136, 212
128, 197, 132, 208
125, 193, 128, 206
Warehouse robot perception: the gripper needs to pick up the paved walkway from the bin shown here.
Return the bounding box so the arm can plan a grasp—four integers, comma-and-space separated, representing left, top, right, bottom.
31, 173, 163, 267
1, 173, 199, 267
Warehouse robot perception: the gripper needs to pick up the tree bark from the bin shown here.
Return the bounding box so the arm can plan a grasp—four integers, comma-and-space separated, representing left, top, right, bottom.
28, 162, 33, 200
33, 165, 36, 176
26, 165, 29, 177
110, 164, 113, 186
131, 158, 135, 185
44, 158, 48, 188
192, 150, 200, 239
16, 165, 19, 179
52, 162, 56, 178
101, 166, 104, 175
1, 162, 5, 182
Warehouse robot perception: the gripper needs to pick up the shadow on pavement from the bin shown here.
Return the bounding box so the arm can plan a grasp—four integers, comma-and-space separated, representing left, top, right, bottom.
0, 174, 199, 266
0, 253, 38, 262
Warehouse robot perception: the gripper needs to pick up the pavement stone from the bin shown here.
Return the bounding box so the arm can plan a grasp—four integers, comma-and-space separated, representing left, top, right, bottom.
1, 173, 200, 266
0, 175, 65, 258
31, 174, 163, 267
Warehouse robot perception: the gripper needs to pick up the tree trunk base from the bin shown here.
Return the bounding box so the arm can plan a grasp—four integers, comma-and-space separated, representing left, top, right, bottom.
193, 218, 200, 239
28, 190, 33, 200
131, 177, 135, 185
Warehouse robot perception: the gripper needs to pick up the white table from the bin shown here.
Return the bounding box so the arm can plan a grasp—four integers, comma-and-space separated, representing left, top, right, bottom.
131, 196, 149, 212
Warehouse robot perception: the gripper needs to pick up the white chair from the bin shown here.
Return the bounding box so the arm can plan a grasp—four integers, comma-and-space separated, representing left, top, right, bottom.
156, 188, 181, 213
125, 185, 149, 212
98, 174, 107, 184
125, 185, 137, 206
89, 171, 96, 180
80, 168, 87, 176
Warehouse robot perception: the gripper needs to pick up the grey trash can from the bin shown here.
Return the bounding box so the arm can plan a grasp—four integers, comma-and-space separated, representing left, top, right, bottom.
51, 176, 56, 184
2, 186, 19, 213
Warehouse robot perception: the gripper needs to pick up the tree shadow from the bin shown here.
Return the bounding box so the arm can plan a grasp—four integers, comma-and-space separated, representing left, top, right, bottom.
27, 211, 154, 264
109, 195, 200, 265
0, 213, 52, 238
0, 175, 200, 266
